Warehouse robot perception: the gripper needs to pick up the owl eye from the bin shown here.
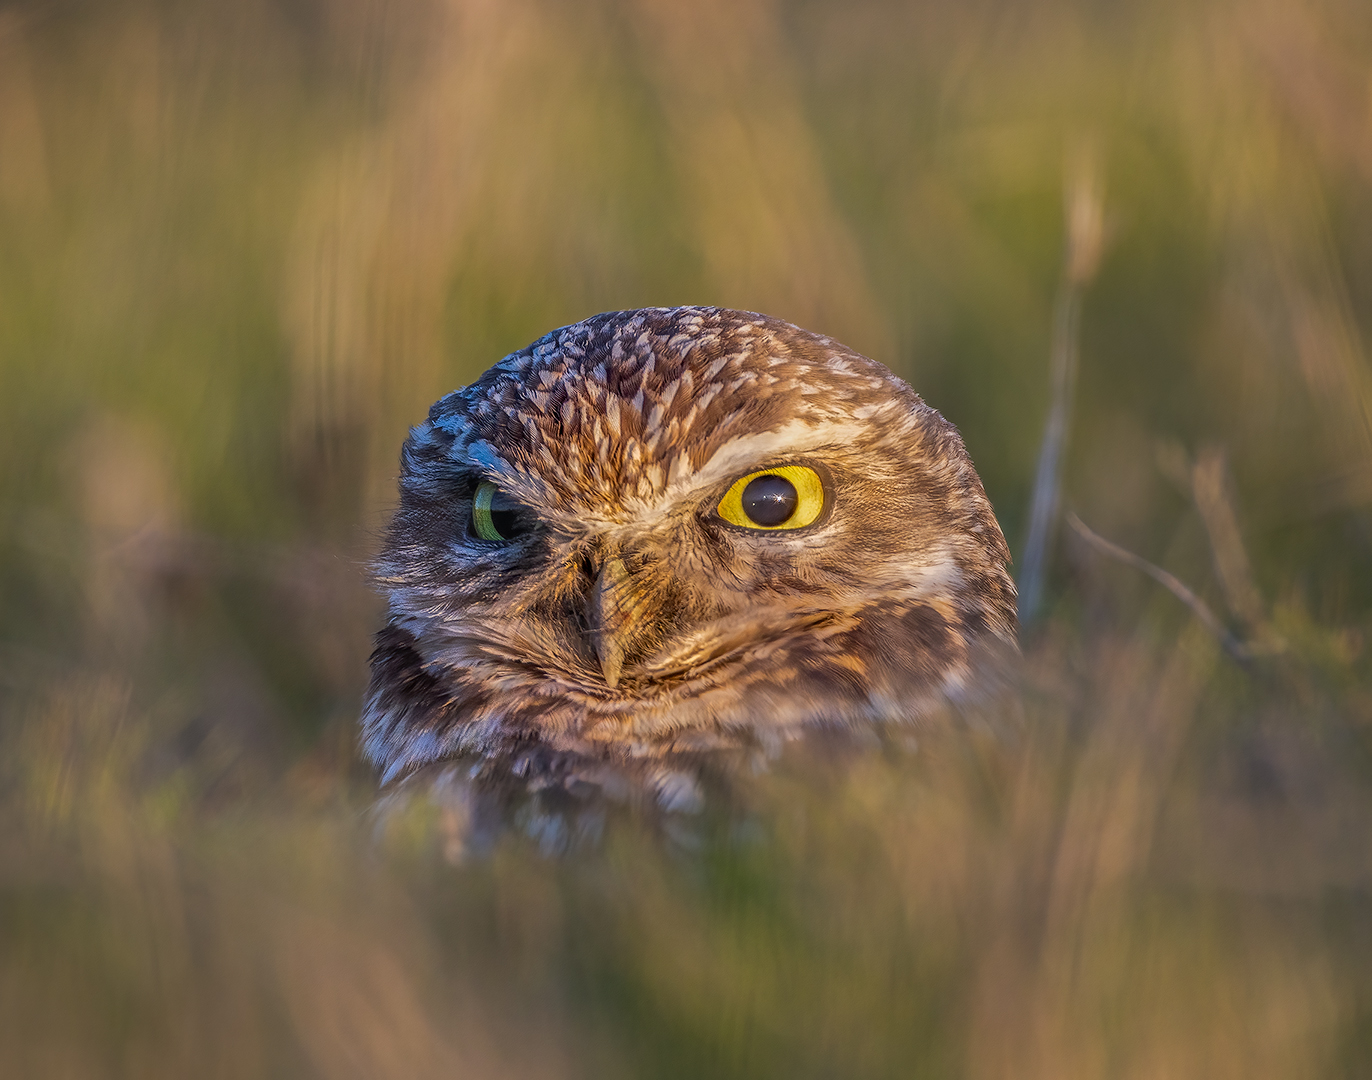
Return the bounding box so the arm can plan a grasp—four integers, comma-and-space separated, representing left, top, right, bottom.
716, 465, 826, 531
470, 481, 524, 542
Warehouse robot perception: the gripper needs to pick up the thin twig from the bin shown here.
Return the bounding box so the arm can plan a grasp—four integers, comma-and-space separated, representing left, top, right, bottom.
1190, 446, 1269, 635
1066, 512, 1253, 665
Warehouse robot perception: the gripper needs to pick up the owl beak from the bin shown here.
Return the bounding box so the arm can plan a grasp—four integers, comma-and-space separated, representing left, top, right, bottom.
586, 547, 673, 690
588, 556, 629, 689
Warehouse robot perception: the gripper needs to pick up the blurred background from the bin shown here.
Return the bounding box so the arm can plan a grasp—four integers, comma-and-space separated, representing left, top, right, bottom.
2, 0, 1371, 1075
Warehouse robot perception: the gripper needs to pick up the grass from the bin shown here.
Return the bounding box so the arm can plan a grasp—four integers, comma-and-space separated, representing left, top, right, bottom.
1, 0, 1370, 1075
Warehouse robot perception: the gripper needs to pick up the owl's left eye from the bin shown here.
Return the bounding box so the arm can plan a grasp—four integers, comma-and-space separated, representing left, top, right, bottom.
470, 481, 525, 542
716, 465, 826, 531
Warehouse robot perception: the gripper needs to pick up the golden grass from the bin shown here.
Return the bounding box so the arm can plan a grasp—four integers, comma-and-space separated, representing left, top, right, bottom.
0, 0, 1370, 1074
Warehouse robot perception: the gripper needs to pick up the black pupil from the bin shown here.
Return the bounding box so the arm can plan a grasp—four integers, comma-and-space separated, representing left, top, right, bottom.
481, 488, 523, 540
488, 508, 519, 539
741, 474, 799, 527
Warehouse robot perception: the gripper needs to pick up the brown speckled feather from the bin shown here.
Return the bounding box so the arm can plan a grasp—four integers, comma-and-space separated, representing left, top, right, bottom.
365, 307, 1016, 805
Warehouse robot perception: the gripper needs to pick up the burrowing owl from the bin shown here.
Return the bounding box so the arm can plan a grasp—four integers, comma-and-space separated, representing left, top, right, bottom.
365, 307, 1016, 807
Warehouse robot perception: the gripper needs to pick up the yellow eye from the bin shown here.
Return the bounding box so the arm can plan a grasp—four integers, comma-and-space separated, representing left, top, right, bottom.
716, 465, 826, 531
471, 481, 519, 542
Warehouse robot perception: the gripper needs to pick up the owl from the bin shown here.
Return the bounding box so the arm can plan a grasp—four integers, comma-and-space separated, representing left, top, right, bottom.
365, 307, 1016, 812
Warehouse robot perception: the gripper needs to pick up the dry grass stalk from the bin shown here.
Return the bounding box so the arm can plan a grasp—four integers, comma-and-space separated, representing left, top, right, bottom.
1019, 141, 1106, 624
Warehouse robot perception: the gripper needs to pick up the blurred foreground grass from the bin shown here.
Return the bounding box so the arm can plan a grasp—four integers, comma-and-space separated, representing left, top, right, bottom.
2, 0, 1372, 1075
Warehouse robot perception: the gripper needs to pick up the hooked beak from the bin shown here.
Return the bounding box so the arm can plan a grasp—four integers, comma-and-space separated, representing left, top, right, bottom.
587, 554, 661, 690
589, 557, 627, 688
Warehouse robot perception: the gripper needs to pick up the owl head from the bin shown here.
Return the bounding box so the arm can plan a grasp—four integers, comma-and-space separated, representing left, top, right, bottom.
365, 307, 1016, 795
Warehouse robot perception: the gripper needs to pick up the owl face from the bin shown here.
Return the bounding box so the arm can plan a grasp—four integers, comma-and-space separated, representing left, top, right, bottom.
365, 307, 1016, 786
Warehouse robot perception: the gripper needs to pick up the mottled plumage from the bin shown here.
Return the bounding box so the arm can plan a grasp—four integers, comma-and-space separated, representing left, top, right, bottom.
365, 307, 1016, 809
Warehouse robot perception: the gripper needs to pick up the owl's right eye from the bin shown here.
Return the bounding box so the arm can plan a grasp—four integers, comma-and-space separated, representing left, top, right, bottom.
470, 481, 524, 542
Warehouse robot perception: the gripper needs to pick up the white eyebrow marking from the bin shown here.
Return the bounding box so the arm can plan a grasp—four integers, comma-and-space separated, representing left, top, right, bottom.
619, 404, 916, 521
